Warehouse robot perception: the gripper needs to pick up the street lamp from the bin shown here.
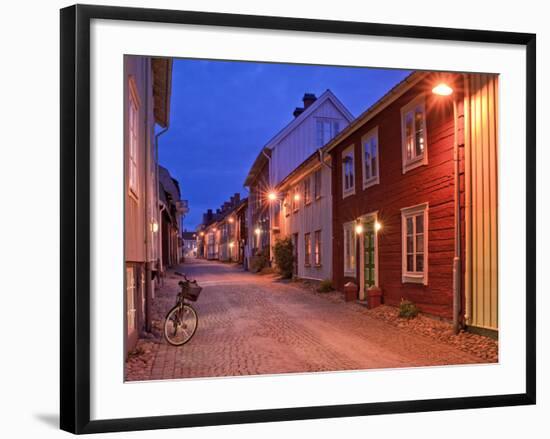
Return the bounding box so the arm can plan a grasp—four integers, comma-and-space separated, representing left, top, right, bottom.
432, 80, 460, 334
254, 227, 261, 235
267, 191, 277, 201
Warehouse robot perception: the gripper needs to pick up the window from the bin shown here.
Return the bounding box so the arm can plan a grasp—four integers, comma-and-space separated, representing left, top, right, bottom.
272, 199, 281, 228
304, 233, 311, 266
128, 78, 140, 197
343, 222, 356, 275
292, 186, 300, 212
126, 267, 136, 333
314, 230, 322, 266
401, 203, 429, 284
304, 177, 312, 205
314, 169, 322, 199
316, 119, 340, 147
401, 95, 428, 173
362, 127, 380, 188
284, 192, 290, 217
342, 145, 355, 197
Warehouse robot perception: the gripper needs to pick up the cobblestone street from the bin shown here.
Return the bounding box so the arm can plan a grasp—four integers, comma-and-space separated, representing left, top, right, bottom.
126, 258, 491, 381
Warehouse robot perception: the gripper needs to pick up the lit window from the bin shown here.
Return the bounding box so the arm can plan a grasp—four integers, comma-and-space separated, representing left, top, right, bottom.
342, 145, 355, 197
401, 95, 428, 173
292, 186, 300, 212
316, 119, 340, 147
401, 203, 429, 284
304, 233, 311, 266
128, 78, 140, 197
362, 127, 380, 188
314, 230, 322, 266
343, 221, 356, 275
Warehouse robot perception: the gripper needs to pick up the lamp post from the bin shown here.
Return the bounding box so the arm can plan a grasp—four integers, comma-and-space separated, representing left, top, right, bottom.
433, 81, 461, 334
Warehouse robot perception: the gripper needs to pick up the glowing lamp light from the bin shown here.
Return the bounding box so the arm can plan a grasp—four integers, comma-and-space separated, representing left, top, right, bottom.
268, 192, 277, 201
229, 242, 235, 248
293, 193, 300, 201
374, 221, 382, 232
432, 83, 453, 96
199, 231, 205, 237
355, 223, 364, 235
228, 217, 235, 223
254, 228, 261, 235
151, 222, 159, 233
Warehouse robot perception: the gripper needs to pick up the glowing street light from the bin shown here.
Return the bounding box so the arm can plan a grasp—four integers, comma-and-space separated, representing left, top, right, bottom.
267, 192, 277, 201
254, 227, 261, 235
228, 217, 235, 223
199, 231, 205, 237
374, 221, 382, 232
355, 223, 364, 235
293, 193, 300, 202
229, 242, 235, 248
432, 83, 453, 96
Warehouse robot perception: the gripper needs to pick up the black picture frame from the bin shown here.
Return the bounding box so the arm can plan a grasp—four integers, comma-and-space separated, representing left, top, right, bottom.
60, 4, 536, 434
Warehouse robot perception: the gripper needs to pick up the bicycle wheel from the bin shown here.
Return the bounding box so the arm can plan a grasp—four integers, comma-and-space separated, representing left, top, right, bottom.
163, 304, 198, 346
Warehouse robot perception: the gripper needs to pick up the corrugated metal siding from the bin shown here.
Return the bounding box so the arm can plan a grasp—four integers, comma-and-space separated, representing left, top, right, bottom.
464, 74, 499, 331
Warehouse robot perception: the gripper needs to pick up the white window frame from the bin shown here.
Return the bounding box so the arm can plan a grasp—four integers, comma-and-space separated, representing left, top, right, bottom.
314, 169, 322, 200
128, 77, 140, 199
304, 176, 312, 205
401, 202, 429, 285
314, 229, 322, 266
361, 126, 380, 189
343, 221, 357, 276
292, 186, 300, 212
126, 267, 136, 333
400, 95, 428, 174
342, 145, 355, 198
304, 232, 311, 267
316, 118, 341, 147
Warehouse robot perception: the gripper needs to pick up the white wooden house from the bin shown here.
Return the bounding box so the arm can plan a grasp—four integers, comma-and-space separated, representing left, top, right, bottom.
244, 91, 353, 279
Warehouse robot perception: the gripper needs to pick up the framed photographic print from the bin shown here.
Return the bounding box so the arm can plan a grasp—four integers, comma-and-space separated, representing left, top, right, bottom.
60, 4, 536, 434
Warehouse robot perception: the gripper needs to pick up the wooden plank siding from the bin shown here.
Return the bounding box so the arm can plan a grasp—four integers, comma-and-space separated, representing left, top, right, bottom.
464, 74, 499, 331
331, 73, 466, 320
277, 162, 333, 281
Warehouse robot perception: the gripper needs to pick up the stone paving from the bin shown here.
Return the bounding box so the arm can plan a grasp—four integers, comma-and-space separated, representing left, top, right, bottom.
125, 258, 490, 382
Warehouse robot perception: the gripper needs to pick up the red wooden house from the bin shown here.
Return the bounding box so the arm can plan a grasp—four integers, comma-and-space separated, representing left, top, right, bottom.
325, 71, 498, 336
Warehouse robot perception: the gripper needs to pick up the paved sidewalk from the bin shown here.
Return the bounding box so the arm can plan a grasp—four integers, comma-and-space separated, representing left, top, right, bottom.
125, 258, 489, 381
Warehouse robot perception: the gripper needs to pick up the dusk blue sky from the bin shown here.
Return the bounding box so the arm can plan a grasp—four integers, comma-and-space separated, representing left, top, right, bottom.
158, 59, 411, 230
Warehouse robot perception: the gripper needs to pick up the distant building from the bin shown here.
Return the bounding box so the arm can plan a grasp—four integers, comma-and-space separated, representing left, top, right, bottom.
198, 194, 247, 264
124, 56, 172, 353
181, 231, 198, 258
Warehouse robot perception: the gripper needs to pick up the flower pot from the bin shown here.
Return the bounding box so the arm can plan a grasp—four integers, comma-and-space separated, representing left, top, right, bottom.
366, 286, 382, 309
343, 282, 358, 302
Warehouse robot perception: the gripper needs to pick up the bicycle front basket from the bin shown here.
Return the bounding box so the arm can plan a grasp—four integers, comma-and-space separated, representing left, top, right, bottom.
183, 283, 202, 301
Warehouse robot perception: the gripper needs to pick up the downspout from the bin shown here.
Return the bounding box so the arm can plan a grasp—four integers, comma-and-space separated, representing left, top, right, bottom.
452, 95, 462, 335
463, 77, 472, 327
317, 148, 332, 170
155, 127, 169, 276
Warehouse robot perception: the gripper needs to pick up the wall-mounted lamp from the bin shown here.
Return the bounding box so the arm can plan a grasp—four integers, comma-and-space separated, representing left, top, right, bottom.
374, 221, 382, 232
355, 223, 364, 235
432, 83, 453, 96
254, 228, 261, 235
151, 222, 159, 233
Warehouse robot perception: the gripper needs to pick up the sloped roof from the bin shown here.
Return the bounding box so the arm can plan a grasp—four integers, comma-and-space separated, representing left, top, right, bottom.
243, 90, 354, 187
152, 58, 172, 128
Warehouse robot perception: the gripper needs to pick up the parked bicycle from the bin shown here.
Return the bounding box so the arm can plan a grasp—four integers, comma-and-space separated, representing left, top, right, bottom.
163, 271, 202, 346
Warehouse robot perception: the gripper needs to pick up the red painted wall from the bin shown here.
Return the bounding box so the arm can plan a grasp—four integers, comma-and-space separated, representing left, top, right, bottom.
331, 73, 465, 320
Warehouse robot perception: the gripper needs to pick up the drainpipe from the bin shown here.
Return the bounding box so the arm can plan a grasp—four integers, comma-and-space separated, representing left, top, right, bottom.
143, 63, 152, 333
317, 148, 332, 170
452, 96, 462, 335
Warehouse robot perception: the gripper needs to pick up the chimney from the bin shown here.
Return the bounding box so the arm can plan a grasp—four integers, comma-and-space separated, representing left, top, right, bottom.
293, 107, 304, 118
303, 93, 317, 109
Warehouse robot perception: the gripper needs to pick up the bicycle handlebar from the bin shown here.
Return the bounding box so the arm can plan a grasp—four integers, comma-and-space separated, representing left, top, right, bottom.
175, 271, 196, 283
